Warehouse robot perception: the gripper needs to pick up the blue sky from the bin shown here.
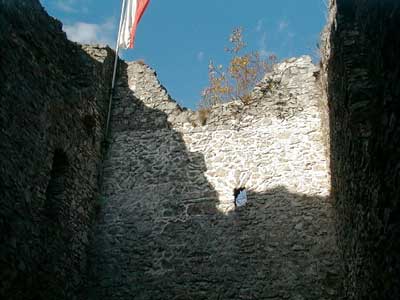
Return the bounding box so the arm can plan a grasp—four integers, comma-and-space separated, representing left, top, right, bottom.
40, 0, 327, 109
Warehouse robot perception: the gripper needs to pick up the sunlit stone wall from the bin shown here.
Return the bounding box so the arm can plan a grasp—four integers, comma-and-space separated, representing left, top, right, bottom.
119, 56, 330, 212
89, 56, 340, 299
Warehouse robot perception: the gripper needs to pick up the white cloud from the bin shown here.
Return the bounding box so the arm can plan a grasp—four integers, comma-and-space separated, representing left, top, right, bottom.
63, 18, 116, 46
259, 32, 268, 58
56, 1, 77, 13
258, 32, 276, 60
255, 19, 263, 32
259, 49, 268, 58
278, 20, 289, 32
197, 51, 204, 62
55, 0, 90, 14
56, 0, 76, 12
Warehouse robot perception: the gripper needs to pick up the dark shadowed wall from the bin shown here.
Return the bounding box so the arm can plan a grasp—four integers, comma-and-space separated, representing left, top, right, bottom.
0, 1, 114, 299
322, 0, 400, 299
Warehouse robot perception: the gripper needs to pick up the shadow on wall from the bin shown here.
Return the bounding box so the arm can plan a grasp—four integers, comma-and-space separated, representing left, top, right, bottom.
0, 1, 114, 299
86, 62, 341, 300
325, 0, 400, 298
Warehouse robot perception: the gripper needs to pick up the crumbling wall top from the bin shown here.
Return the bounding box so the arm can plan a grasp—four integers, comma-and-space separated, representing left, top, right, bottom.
121, 55, 323, 131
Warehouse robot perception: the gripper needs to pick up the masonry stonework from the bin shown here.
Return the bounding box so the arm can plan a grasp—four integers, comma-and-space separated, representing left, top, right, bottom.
0, 1, 114, 299
87, 57, 341, 299
322, 0, 400, 299
3, 0, 400, 299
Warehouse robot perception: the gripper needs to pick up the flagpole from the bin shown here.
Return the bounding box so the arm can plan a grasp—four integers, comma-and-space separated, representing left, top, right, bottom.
105, 0, 127, 139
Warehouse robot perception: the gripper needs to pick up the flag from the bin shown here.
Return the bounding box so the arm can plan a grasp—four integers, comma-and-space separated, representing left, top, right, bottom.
118, 0, 150, 49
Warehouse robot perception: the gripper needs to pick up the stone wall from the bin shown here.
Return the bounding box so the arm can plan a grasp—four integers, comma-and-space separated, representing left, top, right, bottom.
9, 0, 399, 298
88, 57, 341, 299
107, 57, 332, 211
322, 0, 400, 299
0, 1, 114, 299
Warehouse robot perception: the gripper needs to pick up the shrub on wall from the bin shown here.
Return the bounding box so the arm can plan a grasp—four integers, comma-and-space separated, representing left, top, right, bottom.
199, 27, 276, 108
197, 108, 210, 125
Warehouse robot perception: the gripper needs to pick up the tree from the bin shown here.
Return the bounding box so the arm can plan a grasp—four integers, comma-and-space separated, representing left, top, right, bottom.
199, 27, 277, 108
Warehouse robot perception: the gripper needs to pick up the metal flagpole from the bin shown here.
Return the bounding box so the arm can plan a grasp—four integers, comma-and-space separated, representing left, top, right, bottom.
105, 0, 127, 138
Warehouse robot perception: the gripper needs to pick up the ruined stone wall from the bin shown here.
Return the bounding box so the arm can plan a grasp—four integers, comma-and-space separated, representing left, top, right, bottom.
122, 56, 330, 211
0, 1, 114, 299
88, 57, 341, 299
322, 0, 400, 299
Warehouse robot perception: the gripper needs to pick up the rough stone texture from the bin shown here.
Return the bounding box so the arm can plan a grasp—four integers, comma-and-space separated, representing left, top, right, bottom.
11, 0, 400, 298
87, 57, 341, 299
322, 0, 400, 299
0, 1, 114, 299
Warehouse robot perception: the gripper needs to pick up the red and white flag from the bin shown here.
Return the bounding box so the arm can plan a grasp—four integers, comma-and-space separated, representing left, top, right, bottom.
118, 0, 150, 49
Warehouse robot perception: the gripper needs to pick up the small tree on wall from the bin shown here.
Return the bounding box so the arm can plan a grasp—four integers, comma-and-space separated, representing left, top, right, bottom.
199, 27, 277, 108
